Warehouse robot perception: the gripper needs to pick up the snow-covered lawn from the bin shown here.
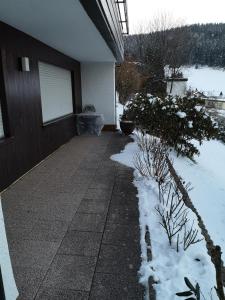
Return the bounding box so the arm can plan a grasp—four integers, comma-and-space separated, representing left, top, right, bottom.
111, 137, 219, 300
171, 139, 225, 262
182, 66, 225, 97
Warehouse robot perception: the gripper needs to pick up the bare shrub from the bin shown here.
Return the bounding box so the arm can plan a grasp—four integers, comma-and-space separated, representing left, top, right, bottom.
183, 221, 203, 251
156, 178, 202, 251
133, 132, 202, 252
134, 131, 170, 185
155, 181, 189, 249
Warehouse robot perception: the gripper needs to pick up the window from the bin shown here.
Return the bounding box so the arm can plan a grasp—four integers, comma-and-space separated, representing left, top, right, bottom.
38, 62, 74, 123
0, 101, 4, 138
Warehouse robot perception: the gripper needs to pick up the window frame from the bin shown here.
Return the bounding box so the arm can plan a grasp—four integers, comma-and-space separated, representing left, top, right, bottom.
0, 49, 11, 143
38, 61, 75, 126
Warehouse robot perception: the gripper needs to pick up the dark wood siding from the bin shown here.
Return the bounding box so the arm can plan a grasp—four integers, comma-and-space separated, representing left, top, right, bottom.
0, 21, 82, 191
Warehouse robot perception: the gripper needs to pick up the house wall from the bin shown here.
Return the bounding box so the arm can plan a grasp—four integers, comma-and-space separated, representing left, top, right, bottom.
205, 99, 225, 110
81, 62, 116, 127
167, 80, 187, 97
0, 22, 82, 191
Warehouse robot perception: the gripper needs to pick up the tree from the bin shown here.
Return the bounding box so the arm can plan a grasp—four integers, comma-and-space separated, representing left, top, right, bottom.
115, 59, 144, 106
146, 13, 188, 79
124, 23, 225, 69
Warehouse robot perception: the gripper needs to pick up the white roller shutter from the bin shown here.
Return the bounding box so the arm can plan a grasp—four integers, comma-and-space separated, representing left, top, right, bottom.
38, 62, 73, 123
0, 103, 4, 138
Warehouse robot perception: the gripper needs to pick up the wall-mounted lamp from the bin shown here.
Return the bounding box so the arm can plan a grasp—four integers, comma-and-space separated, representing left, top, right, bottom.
21, 57, 30, 72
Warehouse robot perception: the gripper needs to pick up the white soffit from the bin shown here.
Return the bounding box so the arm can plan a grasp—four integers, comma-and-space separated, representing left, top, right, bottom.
0, 0, 116, 62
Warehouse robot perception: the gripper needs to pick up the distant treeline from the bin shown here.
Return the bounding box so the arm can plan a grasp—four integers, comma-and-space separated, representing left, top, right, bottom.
124, 23, 225, 68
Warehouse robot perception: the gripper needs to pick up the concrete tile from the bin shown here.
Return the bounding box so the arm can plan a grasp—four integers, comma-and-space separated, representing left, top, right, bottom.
103, 223, 140, 246
99, 160, 116, 169
110, 196, 139, 213
2, 187, 32, 200
96, 244, 140, 275
90, 175, 115, 187
37, 180, 86, 195
108, 207, 139, 225
69, 213, 106, 232
113, 180, 137, 193
95, 168, 116, 178
14, 266, 44, 300
5, 226, 32, 241
84, 188, 112, 200
3, 209, 38, 231
30, 191, 83, 206
88, 180, 114, 191
78, 160, 100, 170
27, 219, 68, 242
10, 240, 59, 269
71, 170, 96, 184
58, 231, 102, 256
26, 199, 80, 221
35, 288, 89, 300
2, 132, 143, 299
42, 254, 97, 291
89, 272, 144, 300
78, 199, 109, 214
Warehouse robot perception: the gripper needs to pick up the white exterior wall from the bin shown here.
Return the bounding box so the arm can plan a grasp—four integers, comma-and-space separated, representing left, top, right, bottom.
81, 62, 115, 125
167, 80, 187, 97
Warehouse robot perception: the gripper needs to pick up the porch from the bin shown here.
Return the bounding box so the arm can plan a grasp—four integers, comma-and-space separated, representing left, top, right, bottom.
1, 132, 144, 299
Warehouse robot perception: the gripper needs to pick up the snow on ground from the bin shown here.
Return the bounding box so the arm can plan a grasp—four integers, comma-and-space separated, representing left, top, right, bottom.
182, 66, 225, 97
171, 139, 225, 262
116, 93, 123, 129
111, 138, 218, 300
0, 196, 18, 300
217, 109, 225, 118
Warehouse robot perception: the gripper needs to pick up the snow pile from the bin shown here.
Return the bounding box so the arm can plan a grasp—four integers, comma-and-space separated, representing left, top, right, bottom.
188, 121, 193, 128
148, 97, 157, 104
217, 110, 225, 118
0, 197, 19, 300
116, 94, 124, 129
176, 111, 187, 118
111, 138, 218, 300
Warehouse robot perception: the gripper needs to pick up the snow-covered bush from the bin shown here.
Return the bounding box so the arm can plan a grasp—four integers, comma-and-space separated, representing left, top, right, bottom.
124, 93, 218, 158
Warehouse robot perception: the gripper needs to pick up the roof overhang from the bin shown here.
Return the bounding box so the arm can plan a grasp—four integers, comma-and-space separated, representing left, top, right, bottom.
0, 0, 126, 62
80, 0, 128, 62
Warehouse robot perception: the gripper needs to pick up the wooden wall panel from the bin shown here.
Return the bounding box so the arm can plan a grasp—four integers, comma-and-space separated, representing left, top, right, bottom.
0, 22, 82, 191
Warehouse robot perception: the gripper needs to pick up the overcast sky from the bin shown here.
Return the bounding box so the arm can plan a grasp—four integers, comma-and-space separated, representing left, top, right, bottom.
127, 0, 225, 33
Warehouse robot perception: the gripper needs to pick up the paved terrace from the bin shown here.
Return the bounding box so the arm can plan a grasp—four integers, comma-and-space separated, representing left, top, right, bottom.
2, 132, 144, 300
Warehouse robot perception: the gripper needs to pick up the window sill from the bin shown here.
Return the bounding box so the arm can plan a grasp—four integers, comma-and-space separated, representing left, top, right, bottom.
42, 113, 75, 128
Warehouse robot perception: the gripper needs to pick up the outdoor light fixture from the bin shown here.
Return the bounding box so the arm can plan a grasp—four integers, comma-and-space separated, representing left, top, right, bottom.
21, 57, 30, 72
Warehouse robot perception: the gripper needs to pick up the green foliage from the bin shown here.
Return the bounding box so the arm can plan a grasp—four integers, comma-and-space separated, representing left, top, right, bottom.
124, 93, 218, 158
176, 277, 200, 300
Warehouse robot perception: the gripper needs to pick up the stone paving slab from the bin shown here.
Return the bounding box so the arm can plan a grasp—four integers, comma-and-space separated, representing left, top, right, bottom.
89, 272, 143, 300
68, 213, 106, 233
36, 288, 89, 300
1, 132, 144, 300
